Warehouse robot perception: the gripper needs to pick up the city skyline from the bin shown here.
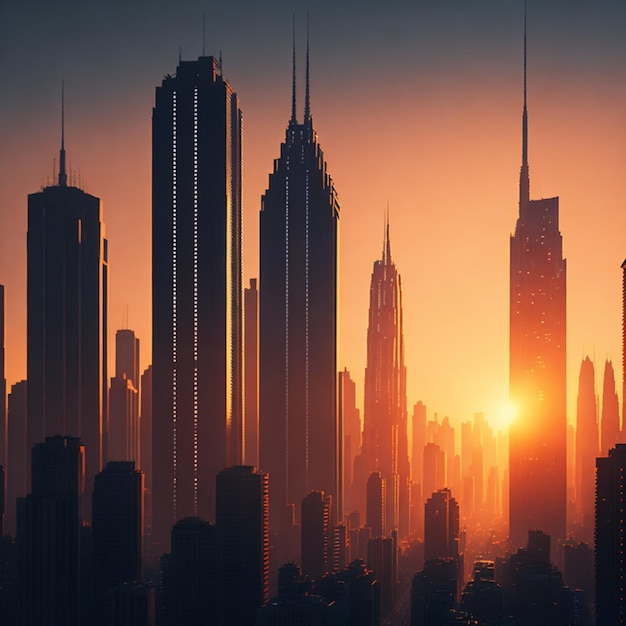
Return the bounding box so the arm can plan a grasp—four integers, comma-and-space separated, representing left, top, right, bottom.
1, 0, 626, 432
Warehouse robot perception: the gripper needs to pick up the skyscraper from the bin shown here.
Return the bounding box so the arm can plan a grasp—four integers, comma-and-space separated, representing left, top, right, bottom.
301, 489, 332, 581
595, 443, 626, 626
0, 285, 5, 472
340, 368, 361, 515
27, 95, 108, 510
259, 30, 340, 530
6, 380, 27, 536
424, 488, 459, 562
358, 221, 410, 537
18, 435, 85, 625
574, 356, 598, 541
92, 461, 143, 624
601, 359, 620, 455
509, 18, 566, 554
244, 279, 259, 467
152, 55, 243, 545
216, 465, 269, 625
366, 471, 386, 539
108, 329, 140, 464
140, 365, 152, 533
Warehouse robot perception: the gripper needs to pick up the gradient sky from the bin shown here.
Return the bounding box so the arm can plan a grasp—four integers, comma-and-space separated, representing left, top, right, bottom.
1, 0, 625, 433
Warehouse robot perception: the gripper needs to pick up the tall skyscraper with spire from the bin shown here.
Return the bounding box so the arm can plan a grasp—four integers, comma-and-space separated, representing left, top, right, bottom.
575, 356, 598, 542
152, 54, 243, 546
27, 87, 108, 511
600, 359, 620, 455
509, 16, 567, 554
259, 26, 340, 532
357, 219, 410, 537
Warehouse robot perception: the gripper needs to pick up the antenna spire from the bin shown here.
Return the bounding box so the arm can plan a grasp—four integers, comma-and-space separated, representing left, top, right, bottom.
384, 204, 392, 264
519, 1, 530, 206
59, 80, 67, 187
291, 13, 297, 124
202, 13, 206, 56
304, 11, 311, 123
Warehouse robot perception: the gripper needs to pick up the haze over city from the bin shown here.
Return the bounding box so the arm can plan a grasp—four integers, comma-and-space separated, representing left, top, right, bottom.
2, 0, 625, 431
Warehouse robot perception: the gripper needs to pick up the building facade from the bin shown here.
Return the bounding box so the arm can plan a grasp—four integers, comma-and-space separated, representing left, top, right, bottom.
27, 123, 108, 511
152, 55, 243, 545
259, 40, 340, 530
509, 25, 566, 554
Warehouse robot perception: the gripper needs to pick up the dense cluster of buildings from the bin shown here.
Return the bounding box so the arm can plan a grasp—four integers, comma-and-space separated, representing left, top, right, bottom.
0, 18, 624, 626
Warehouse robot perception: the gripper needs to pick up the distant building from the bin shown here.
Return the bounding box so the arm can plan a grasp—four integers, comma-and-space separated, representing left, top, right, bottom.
366, 471, 386, 539
424, 488, 459, 562
27, 112, 108, 515
596, 443, 626, 625
6, 380, 27, 536
216, 465, 269, 625
139, 366, 152, 534
152, 54, 243, 546
301, 490, 332, 581
244, 279, 259, 467
601, 359, 620, 455
340, 368, 361, 516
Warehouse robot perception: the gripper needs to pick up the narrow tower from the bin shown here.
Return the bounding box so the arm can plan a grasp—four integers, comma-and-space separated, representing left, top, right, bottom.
27, 86, 108, 514
259, 24, 340, 534
152, 54, 243, 546
357, 217, 410, 537
509, 13, 567, 555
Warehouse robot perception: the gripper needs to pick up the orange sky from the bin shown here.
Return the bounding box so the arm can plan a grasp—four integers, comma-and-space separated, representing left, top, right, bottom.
1, 0, 625, 434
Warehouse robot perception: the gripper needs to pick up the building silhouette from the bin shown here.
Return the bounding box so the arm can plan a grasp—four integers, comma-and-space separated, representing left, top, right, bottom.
367, 535, 396, 617
92, 461, 143, 623
301, 490, 332, 581
366, 471, 386, 539
244, 279, 259, 467
152, 54, 243, 545
595, 443, 626, 625
357, 221, 410, 537
0, 285, 5, 474
259, 30, 340, 533
6, 380, 27, 536
411, 558, 458, 626
424, 488, 459, 562
27, 99, 108, 514
422, 442, 445, 506
575, 356, 598, 542
600, 359, 620, 455
17, 435, 85, 626
622, 260, 626, 442
509, 19, 566, 554
216, 465, 269, 625
340, 368, 361, 517
161, 517, 222, 626
140, 365, 152, 535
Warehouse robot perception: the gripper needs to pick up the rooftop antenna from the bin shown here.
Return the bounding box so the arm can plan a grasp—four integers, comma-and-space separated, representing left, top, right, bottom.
219, 50, 223, 75
291, 13, 297, 124
59, 81, 68, 186
519, 0, 530, 205
385, 202, 391, 264
202, 12, 206, 56
304, 11, 311, 123
179, 46, 182, 64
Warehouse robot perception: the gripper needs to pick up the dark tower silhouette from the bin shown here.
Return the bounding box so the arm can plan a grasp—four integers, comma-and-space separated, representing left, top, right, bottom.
216, 465, 269, 625
92, 461, 143, 624
575, 356, 598, 542
601, 359, 620, 455
161, 517, 222, 626
596, 443, 626, 626
18, 435, 85, 626
152, 55, 243, 546
259, 23, 340, 534
366, 471, 386, 539
622, 260, 626, 442
140, 365, 152, 534
108, 330, 140, 464
509, 13, 566, 555
358, 218, 410, 537
0, 285, 5, 474
301, 490, 332, 581
244, 279, 259, 467
6, 380, 27, 536
424, 488, 459, 562
27, 89, 108, 515
340, 368, 361, 515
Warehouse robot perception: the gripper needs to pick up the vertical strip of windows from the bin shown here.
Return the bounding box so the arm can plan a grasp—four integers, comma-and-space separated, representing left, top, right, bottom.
171, 89, 178, 519
193, 87, 199, 513
284, 166, 289, 504
305, 171, 310, 488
